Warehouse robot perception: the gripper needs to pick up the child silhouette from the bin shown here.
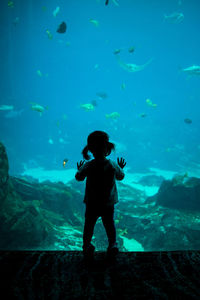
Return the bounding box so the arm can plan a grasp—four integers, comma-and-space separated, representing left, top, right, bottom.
75, 131, 126, 257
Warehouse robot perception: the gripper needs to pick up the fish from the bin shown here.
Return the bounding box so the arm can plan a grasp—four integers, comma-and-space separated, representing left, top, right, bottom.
140, 113, 147, 118
53, 6, 60, 17
116, 55, 153, 72
8, 1, 14, 8
105, 112, 120, 119
184, 118, 192, 124
0, 105, 14, 111
46, 30, 53, 40
105, 0, 109, 5
164, 12, 184, 24
5, 109, 24, 118
48, 138, 54, 144
113, 49, 121, 55
36, 70, 42, 77
89, 19, 99, 27
63, 158, 68, 167
121, 83, 126, 90
128, 46, 135, 53
146, 98, 157, 108
181, 65, 200, 76
80, 103, 95, 111
94, 64, 99, 69
96, 92, 107, 99
57, 22, 67, 34
30, 102, 48, 116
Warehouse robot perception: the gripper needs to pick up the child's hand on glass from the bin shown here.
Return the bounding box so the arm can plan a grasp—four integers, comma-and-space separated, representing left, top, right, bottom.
77, 160, 85, 170
117, 157, 126, 169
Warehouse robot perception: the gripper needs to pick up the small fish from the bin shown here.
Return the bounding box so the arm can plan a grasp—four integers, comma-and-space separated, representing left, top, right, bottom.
128, 46, 135, 53
0, 105, 14, 111
59, 138, 65, 144
36, 70, 42, 77
48, 138, 54, 144
94, 64, 99, 69
113, 49, 121, 55
105, 0, 109, 5
63, 158, 68, 167
140, 113, 147, 118
164, 12, 184, 24
8, 1, 14, 8
46, 30, 53, 40
89, 19, 99, 27
184, 118, 192, 124
105, 112, 120, 119
57, 22, 67, 34
121, 83, 126, 90
96, 92, 107, 99
53, 6, 60, 17
146, 98, 157, 107
80, 103, 95, 111
30, 102, 48, 116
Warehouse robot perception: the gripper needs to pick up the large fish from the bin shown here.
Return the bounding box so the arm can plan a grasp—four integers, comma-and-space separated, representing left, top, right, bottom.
116, 55, 153, 72
0, 105, 14, 111
164, 12, 184, 24
181, 65, 200, 76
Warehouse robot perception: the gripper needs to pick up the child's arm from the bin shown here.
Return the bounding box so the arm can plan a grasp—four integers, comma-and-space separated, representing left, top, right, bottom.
112, 157, 126, 180
117, 157, 126, 169
75, 160, 87, 181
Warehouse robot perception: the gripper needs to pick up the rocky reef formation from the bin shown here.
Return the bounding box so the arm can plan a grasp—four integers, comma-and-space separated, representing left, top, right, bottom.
0, 141, 200, 252
152, 174, 200, 210
0, 142, 9, 201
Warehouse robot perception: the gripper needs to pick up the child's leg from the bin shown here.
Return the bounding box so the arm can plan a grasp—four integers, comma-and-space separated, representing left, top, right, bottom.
101, 205, 116, 246
83, 206, 98, 249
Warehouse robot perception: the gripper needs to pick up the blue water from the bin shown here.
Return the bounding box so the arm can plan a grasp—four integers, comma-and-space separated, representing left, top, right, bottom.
0, 0, 200, 175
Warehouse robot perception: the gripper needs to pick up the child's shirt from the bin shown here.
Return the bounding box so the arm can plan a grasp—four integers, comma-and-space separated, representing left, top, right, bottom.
75, 158, 125, 206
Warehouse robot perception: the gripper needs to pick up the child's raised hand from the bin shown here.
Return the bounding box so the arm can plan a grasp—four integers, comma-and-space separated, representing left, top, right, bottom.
77, 160, 85, 170
117, 157, 126, 169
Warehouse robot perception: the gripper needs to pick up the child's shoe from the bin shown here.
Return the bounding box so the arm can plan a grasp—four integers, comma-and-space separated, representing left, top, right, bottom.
83, 243, 95, 260
107, 243, 119, 256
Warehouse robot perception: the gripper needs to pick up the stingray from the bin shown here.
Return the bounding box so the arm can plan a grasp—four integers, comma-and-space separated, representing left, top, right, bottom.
116, 55, 153, 72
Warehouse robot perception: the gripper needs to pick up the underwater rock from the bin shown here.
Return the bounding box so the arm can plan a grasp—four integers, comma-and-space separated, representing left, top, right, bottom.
0, 142, 9, 201
118, 182, 146, 203
153, 177, 200, 211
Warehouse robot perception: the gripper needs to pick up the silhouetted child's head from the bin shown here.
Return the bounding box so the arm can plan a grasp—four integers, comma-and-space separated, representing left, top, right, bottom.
82, 131, 115, 160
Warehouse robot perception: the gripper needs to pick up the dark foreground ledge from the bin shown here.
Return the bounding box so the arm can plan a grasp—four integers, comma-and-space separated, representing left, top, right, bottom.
0, 250, 200, 299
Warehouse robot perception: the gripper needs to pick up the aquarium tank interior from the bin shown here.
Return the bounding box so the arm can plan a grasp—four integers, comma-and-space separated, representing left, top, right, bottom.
0, 0, 200, 252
